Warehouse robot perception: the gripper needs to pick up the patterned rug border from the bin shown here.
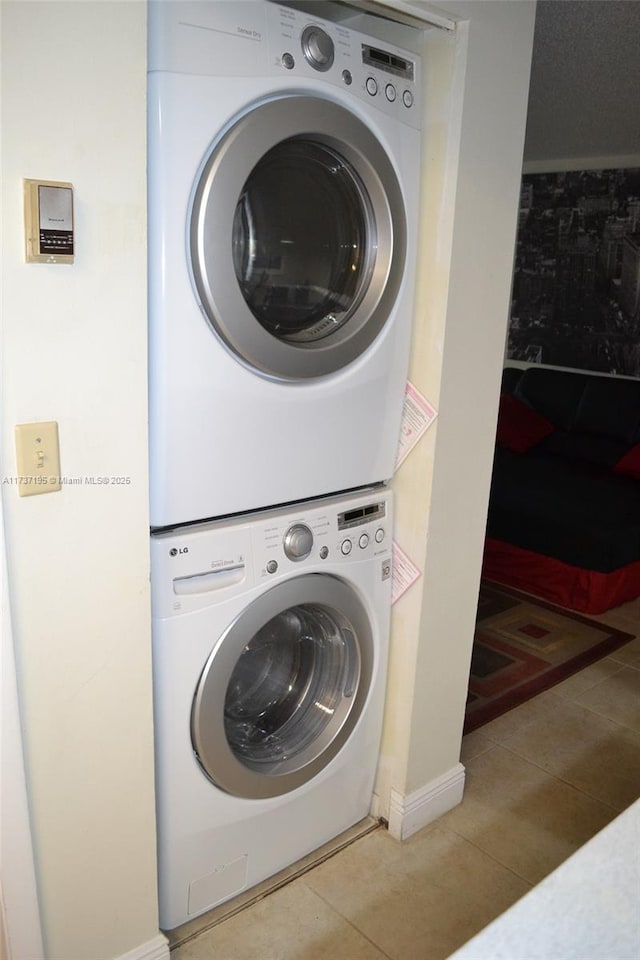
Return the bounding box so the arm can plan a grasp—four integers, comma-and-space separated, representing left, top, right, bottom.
481, 579, 637, 630
464, 582, 635, 734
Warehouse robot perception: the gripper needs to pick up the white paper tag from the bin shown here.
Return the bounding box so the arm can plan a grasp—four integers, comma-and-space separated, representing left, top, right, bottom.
396, 381, 438, 469
391, 540, 422, 605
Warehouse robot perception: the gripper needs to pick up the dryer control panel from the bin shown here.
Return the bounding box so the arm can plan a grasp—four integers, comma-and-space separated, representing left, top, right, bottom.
268, 3, 421, 128
148, 2, 421, 130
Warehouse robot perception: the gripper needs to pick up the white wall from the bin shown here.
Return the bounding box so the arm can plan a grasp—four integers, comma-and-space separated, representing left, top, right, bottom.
376, 0, 536, 821
1, 3, 160, 959
1, 496, 44, 960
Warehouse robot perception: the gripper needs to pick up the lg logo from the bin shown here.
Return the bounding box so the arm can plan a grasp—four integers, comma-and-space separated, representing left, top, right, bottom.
169, 547, 189, 557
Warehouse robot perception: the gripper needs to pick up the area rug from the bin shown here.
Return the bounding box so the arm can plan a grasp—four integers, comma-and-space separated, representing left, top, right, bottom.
464, 582, 634, 733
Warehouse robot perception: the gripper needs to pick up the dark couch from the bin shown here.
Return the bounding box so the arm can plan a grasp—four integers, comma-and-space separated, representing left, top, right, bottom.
483, 365, 640, 613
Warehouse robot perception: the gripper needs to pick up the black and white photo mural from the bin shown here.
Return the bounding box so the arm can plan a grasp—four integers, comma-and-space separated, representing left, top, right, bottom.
508, 168, 640, 377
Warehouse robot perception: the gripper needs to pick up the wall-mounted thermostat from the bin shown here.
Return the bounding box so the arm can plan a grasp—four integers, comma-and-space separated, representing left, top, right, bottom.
24, 179, 74, 264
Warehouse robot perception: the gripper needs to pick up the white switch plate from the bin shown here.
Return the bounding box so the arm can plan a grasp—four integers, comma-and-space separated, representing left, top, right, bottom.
15, 421, 61, 496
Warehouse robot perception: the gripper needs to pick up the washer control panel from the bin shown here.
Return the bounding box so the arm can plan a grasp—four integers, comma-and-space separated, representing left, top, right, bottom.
151, 489, 392, 617
257, 492, 390, 579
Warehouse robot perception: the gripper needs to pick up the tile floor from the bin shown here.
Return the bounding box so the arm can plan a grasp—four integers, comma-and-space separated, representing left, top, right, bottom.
172, 596, 640, 960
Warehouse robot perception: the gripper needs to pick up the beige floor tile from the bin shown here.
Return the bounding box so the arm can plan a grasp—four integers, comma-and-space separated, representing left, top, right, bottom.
553, 657, 625, 701
476, 688, 564, 744
500, 697, 640, 811
573, 665, 640, 732
305, 821, 530, 960
172, 880, 389, 960
439, 745, 616, 885
460, 728, 495, 763
594, 598, 640, 636
608, 636, 640, 669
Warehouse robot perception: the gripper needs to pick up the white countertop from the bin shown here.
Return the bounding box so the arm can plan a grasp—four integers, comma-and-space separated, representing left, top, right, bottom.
447, 799, 640, 960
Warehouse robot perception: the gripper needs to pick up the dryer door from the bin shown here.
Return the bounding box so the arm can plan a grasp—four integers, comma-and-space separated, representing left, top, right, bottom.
191, 574, 374, 799
190, 94, 407, 380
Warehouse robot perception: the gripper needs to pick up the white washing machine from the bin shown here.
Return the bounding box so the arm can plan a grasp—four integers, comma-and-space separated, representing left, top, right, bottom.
148, 1, 421, 528
151, 486, 392, 930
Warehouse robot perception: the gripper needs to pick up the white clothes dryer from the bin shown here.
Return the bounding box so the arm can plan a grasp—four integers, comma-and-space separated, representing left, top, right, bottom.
151, 486, 392, 930
148, 1, 421, 527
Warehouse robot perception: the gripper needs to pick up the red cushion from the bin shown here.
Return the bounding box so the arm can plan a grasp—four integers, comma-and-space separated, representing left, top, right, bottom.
496, 393, 554, 453
613, 444, 640, 480
483, 537, 640, 615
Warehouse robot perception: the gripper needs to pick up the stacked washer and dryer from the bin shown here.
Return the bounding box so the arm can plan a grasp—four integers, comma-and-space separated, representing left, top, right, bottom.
148, 0, 421, 931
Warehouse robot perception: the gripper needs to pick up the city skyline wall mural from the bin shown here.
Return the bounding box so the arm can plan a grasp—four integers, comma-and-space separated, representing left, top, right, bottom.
507, 167, 640, 378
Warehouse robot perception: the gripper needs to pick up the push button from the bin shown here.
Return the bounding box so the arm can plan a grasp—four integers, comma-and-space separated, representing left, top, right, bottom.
266, 560, 278, 574
402, 89, 414, 108
375, 528, 385, 543
365, 76, 378, 96
385, 83, 397, 102
359, 533, 369, 549
341, 539, 353, 556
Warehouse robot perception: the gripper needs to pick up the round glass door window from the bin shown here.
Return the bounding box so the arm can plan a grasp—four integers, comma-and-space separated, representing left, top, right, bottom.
232, 140, 374, 344
189, 95, 407, 380
191, 575, 374, 799
225, 602, 359, 767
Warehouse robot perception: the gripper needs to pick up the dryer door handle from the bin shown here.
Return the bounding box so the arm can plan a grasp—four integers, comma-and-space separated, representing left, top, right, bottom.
173, 565, 245, 595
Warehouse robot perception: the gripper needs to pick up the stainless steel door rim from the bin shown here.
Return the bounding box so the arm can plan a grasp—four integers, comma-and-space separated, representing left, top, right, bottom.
191, 574, 374, 799
190, 94, 407, 380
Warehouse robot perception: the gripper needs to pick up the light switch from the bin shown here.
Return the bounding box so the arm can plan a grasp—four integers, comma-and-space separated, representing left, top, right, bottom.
24, 179, 74, 263
15, 421, 61, 496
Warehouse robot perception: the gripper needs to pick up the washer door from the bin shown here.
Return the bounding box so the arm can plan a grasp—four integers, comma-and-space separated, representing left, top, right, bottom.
190, 94, 407, 380
191, 574, 374, 799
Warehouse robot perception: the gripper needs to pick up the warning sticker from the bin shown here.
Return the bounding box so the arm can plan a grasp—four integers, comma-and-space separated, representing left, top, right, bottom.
391, 540, 422, 605
395, 381, 438, 469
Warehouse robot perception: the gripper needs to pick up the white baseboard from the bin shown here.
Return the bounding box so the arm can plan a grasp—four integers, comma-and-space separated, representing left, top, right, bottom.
115, 933, 170, 960
388, 763, 465, 841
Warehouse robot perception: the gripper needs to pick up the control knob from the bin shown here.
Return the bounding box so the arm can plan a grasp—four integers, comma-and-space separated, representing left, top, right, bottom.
301, 25, 334, 71
283, 523, 314, 561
